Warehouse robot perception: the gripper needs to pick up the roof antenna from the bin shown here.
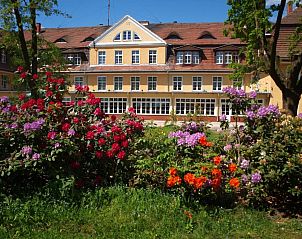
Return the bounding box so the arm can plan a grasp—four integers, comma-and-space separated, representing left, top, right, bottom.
107, 0, 110, 26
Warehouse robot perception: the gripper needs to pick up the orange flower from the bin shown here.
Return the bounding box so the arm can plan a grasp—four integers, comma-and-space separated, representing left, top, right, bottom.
184, 210, 193, 219
169, 167, 177, 176
199, 136, 213, 147
193, 176, 207, 189
229, 178, 240, 188
167, 176, 182, 188
212, 178, 221, 189
184, 173, 196, 185
201, 166, 208, 172
228, 163, 237, 173
211, 168, 222, 178
213, 156, 221, 165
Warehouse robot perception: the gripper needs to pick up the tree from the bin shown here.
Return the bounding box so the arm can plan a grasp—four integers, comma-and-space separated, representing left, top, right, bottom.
226, 0, 302, 115
0, 0, 66, 98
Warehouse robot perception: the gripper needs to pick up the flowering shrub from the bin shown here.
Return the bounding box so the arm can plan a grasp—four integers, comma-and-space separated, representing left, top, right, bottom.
0, 70, 144, 191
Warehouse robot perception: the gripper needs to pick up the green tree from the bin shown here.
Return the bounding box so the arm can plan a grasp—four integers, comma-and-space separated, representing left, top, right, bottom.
0, 0, 66, 98
226, 0, 302, 115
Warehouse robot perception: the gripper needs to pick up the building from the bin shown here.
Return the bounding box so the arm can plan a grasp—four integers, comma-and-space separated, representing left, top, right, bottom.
1, 8, 301, 120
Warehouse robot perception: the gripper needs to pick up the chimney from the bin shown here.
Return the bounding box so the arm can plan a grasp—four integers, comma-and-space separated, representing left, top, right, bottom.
36, 23, 41, 34
287, 1, 293, 15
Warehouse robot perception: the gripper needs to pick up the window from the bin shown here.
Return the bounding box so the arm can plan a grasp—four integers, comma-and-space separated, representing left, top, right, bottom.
215, 51, 239, 64
115, 50, 123, 64
192, 52, 200, 64
132, 50, 140, 64
100, 98, 127, 114
175, 98, 215, 116
132, 98, 170, 115
176, 52, 183, 64
173, 76, 182, 91
221, 99, 232, 116
213, 76, 223, 91
134, 32, 141, 40
123, 30, 131, 40
74, 76, 84, 86
65, 53, 81, 65
184, 51, 192, 64
224, 52, 233, 64
1, 49, 6, 63
114, 33, 121, 41
1, 75, 8, 89
97, 76, 107, 91
148, 76, 157, 91
192, 76, 203, 91
130, 77, 140, 91
216, 52, 224, 64
62, 97, 71, 105
257, 99, 264, 105
98, 51, 106, 65
149, 50, 157, 64
114, 77, 123, 91
233, 78, 243, 89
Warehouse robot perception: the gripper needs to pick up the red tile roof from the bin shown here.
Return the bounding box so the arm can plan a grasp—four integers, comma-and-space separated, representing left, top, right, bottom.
281, 7, 302, 24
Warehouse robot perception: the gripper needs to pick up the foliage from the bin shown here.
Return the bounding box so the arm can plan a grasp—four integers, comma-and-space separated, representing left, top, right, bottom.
0, 70, 144, 194
225, 0, 302, 115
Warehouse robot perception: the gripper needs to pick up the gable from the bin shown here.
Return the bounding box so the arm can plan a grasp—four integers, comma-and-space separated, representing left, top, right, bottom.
90, 15, 166, 47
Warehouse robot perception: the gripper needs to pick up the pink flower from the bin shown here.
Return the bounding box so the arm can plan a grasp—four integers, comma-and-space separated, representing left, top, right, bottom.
47, 131, 56, 140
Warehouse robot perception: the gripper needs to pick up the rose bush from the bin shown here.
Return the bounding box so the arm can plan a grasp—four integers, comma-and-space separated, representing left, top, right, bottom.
0, 70, 144, 193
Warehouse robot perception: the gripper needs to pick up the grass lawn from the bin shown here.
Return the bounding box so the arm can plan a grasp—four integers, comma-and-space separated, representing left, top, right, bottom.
0, 186, 301, 239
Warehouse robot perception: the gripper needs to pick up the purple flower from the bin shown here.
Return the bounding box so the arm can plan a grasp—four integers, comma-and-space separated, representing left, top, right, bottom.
54, 143, 61, 149
241, 174, 248, 184
67, 129, 75, 136
220, 114, 227, 122
245, 110, 256, 120
169, 130, 205, 147
32, 153, 40, 160
240, 159, 250, 169
251, 172, 262, 183
0, 96, 9, 103
249, 91, 257, 99
297, 113, 302, 119
10, 123, 18, 129
224, 144, 232, 151
21, 146, 32, 155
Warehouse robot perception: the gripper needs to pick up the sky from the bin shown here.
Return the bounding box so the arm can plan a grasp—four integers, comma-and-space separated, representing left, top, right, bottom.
37, 0, 231, 28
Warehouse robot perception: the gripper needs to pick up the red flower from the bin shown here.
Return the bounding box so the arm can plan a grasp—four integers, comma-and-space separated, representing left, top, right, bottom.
213, 156, 221, 165
229, 178, 240, 188
111, 115, 117, 121
184, 173, 196, 185
73, 117, 79, 124
167, 176, 182, 187
111, 125, 121, 133
47, 131, 56, 140
194, 176, 207, 189
106, 150, 114, 158
121, 140, 129, 148
169, 167, 177, 176
98, 138, 106, 146
128, 107, 136, 114
32, 74, 38, 80
45, 72, 52, 77
212, 178, 221, 189
18, 94, 26, 101
95, 151, 103, 159
20, 72, 27, 79
62, 123, 71, 132
86, 131, 94, 140
228, 163, 237, 173
211, 168, 222, 178
113, 135, 121, 142
111, 143, 120, 153
199, 136, 213, 147
17, 66, 24, 72
117, 150, 126, 160
70, 161, 80, 170
94, 108, 101, 116
46, 91, 53, 97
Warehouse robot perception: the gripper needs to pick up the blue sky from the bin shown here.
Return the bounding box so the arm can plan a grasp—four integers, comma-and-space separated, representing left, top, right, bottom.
37, 0, 230, 28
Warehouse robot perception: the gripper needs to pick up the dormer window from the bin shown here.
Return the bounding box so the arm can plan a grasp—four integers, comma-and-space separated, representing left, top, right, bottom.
114, 33, 121, 41
134, 32, 141, 40
165, 32, 182, 40
83, 36, 95, 42
1, 49, 6, 63
176, 51, 200, 65
64, 53, 81, 65
54, 38, 67, 43
198, 31, 216, 39
123, 30, 131, 40
215, 51, 239, 64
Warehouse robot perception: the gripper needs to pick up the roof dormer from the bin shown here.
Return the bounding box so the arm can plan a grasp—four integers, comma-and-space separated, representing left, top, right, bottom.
164, 32, 182, 40
198, 31, 216, 39
54, 37, 67, 43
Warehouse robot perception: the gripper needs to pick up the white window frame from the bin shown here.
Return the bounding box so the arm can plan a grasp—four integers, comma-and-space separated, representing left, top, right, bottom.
132, 50, 140, 64
97, 76, 107, 91
212, 76, 223, 91
114, 76, 123, 91
184, 51, 192, 64
100, 98, 127, 114
175, 98, 216, 116
131, 76, 140, 91
132, 98, 171, 115
192, 52, 200, 64
115, 50, 123, 65
233, 78, 243, 90
123, 30, 132, 41
74, 76, 84, 86
224, 51, 233, 64
149, 50, 157, 64
173, 76, 183, 91
114, 33, 121, 41
176, 51, 183, 64
147, 76, 157, 91
98, 51, 106, 65
133, 32, 141, 40
1, 49, 6, 64
216, 51, 224, 64
192, 76, 203, 91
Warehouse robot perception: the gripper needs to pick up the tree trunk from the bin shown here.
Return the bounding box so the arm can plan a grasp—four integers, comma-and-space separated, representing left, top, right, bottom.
282, 89, 301, 116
